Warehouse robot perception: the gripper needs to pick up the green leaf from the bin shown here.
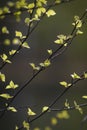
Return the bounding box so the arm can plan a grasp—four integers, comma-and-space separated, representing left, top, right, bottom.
54, 34, 67, 44
57, 110, 70, 119
12, 38, 20, 45
46, 9, 56, 17
22, 42, 30, 49
5, 80, 19, 89
24, 18, 30, 26
29, 63, 40, 70
55, 0, 61, 4
0, 72, 5, 82
47, 49, 52, 55
0, 53, 11, 63
27, 108, 36, 116
15, 126, 19, 130
7, 106, 17, 112
36, 7, 46, 17
76, 29, 83, 35
64, 99, 70, 109
82, 96, 87, 99
51, 117, 57, 125
15, 31, 22, 38
71, 72, 81, 79
9, 50, 16, 55
2, 26, 9, 34
54, 39, 64, 44
23, 121, 30, 130
43, 59, 51, 67
59, 81, 70, 88
4, 39, 10, 45
84, 73, 87, 78
0, 93, 13, 100
74, 101, 83, 114
28, 3, 35, 9
42, 106, 49, 112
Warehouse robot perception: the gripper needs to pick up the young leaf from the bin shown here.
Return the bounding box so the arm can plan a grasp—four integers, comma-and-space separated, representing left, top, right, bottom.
5, 80, 19, 89
15, 31, 22, 38
23, 121, 30, 130
51, 117, 57, 125
43, 59, 51, 67
71, 72, 81, 79
55, 0, 61, 4
12, 38, 20, 45
74, 101, 83, 114
42, 106, 49, 112
47, 49, 52, 55
82, 96, 87, 99
28, 3, 35, 9
24, 18, 30, 26
65, 99, 70, 109
84, 73, 87, 78
0, 93, 13, 100
29, 63, 40, 70
22, 42, 30, 49
57, 110, 70, 119
0, 54, 11, 63
0, 72, 5, 82
76, 29, 83, 35
7, 106, 17, 112
9, 50, 16, 55
46, 10, 56, 17
4, 39, 10, 45
15, 126, 19, 130
59, 81, 68, 88
2, 26, 9, 34
27, 108, 36, 116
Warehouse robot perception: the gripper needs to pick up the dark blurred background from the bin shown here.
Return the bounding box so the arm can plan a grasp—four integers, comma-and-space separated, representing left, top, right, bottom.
0, 0, 87, 130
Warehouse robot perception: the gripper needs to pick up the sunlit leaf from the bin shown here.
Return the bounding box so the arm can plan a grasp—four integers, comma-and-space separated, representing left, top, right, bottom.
28, 3, 35, 9
51, 117, 57, 125
29, 63, 40, 70
6, 80, 19, 89
46, 10, 56, 17
65, 99, 70, 109
33, 127, 40, 130
36, 7, 46, 17
24, 18, 30, 26
74, 101, 83, 114
82, 96, 87, 99
42, 106, 49, 112
59, 81, 70, 88
43, 59, 51, 67
0, 53, 11, 63
12, 38, 20, 45
23, 121, 30, 130
55, 0, 61, 4
47, 49, 52, 55
7, 106, 17, 112
76, 29, 83, 35
56, 110, 70, 119
4, 39, 10, 45
84, 73, 87, 78
71, 72, 81, 79
0, 72, 5, 82
0, 93, 13, 100
9, 50, 16, 55
2, 26, 9, 34
15, 126, 19, 130
27, 108, 36, 116
22, 42, 30, 49
15, 31, 22, 38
